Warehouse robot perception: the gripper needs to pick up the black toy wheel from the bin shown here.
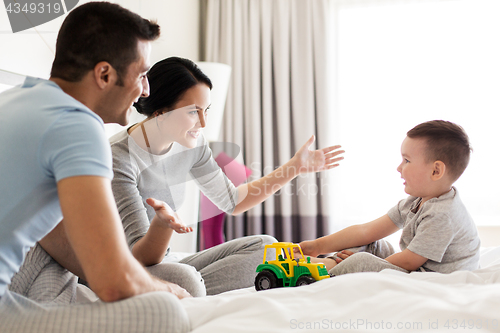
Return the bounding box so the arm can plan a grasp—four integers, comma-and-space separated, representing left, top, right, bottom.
255, 270, 278, 291
295, 275, 316, 287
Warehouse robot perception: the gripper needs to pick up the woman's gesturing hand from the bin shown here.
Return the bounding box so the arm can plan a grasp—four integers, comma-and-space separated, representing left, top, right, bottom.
292, 135, 345, 174
146, 198, 194, 234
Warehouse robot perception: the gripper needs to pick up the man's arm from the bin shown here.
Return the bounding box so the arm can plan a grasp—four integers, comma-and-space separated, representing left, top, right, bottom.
39, 221, 86, 280
56, 175, 190, 301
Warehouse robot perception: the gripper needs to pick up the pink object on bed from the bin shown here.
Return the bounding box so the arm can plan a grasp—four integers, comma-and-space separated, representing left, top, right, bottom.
200, 152, 251, 249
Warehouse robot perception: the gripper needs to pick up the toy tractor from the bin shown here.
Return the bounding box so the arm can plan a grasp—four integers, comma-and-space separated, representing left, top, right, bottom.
255, 242, 330, 291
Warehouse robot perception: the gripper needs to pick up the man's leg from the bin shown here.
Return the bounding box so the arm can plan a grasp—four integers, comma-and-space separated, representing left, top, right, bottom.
0, 289, 190, 333
180, 235, 277, 295
8, 243, 78, 304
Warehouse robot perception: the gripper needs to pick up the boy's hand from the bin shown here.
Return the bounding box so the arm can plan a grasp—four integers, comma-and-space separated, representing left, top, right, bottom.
334, 250, 355, 263
146, 198, 193, 234
297, 240, 321, 257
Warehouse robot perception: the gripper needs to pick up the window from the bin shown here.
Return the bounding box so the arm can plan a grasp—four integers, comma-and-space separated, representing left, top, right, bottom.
330, 0, 500, 234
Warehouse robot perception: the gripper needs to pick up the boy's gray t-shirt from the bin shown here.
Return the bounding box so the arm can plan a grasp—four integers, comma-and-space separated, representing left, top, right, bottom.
387, 187, 480, 273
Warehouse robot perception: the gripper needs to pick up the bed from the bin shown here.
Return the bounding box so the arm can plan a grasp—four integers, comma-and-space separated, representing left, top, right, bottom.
181, 247, 500, 332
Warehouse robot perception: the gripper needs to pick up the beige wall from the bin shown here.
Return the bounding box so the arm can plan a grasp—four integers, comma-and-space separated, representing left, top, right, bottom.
0, 0, 201, 77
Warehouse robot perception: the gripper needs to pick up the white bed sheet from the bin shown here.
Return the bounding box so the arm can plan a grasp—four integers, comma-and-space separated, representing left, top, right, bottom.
181, 247, 500, 332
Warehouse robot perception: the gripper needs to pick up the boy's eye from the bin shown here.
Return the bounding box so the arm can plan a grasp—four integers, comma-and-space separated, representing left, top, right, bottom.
405, 159, 410, 163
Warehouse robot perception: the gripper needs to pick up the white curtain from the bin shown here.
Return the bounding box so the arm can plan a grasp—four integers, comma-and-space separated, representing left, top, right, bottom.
202, 0, 335, 242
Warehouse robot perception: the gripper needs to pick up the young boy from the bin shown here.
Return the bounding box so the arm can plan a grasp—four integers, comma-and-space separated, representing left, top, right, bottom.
299, 120, 480, 275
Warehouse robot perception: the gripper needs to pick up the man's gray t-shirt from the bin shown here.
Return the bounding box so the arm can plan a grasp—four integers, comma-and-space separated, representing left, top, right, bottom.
109, 129, 238, 250
387, 187, 480, 273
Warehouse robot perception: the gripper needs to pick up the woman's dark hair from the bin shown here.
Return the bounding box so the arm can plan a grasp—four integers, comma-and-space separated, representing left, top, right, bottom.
51, 2, 160, 84
134, 57, 212, 117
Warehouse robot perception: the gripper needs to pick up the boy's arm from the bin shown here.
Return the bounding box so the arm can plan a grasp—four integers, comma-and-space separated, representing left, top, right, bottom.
385, 249, 428, 271
300, 214, 399, 256
56, 175, 190, 301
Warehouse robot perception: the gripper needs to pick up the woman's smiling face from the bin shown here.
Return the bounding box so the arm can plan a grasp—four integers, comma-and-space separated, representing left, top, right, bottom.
159, 83, 211, 149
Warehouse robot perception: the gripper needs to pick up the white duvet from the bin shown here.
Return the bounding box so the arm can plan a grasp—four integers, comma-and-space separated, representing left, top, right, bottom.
181, 247, 500, 332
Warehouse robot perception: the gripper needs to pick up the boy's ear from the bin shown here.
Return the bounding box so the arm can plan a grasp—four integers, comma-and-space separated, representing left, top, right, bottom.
431, 161, 446, 181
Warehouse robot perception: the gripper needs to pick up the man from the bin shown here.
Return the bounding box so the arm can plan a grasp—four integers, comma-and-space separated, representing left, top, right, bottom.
0, 2, 190, 332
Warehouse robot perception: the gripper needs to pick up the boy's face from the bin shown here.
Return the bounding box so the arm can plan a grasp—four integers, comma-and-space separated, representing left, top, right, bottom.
397, 137, 436, 198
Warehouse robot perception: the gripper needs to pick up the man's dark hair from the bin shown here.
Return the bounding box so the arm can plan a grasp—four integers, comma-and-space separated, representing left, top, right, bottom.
407, 120, 472, 181
135, 57, 213, 117
50, 2, 160, 85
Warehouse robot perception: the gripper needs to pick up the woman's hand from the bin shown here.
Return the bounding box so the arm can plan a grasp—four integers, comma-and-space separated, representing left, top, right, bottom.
146, 198, 193, 234
291, 135, 344, 175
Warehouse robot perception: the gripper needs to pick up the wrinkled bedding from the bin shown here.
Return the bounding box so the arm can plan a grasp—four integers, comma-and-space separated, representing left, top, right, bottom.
181, 247, 500, 332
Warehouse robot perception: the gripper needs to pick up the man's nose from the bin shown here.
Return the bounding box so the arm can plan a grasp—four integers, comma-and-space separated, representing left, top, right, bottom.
141, 76, 150, 98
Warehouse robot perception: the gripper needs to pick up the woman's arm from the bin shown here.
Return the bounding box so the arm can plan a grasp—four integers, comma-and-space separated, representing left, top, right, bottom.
131, 199, 192, 266
232, 135, 344, 215
111, 141, 192, 266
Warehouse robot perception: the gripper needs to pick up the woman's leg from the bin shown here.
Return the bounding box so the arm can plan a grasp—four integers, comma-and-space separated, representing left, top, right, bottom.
180, 235, 277, 295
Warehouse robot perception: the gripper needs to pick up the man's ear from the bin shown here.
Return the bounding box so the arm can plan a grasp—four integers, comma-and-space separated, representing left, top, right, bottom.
93, 61, 117, 89
431, 161, 446, 181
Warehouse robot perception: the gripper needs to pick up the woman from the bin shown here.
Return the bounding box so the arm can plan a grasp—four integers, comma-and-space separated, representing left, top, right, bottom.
109, 57, 344, 296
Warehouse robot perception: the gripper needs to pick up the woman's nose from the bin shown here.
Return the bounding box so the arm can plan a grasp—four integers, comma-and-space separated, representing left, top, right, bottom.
197, 109, 206, 128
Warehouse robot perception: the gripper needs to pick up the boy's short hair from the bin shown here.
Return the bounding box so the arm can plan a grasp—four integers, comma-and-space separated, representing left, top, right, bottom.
50, 2, 160, 85
407, 120, 472, 182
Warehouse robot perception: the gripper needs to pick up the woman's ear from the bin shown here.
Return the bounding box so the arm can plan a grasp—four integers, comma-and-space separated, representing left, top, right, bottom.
431, 161, 446, 181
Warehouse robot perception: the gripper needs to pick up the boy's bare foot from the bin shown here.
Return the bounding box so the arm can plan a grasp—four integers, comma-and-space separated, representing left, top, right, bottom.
309, 257, 337, 271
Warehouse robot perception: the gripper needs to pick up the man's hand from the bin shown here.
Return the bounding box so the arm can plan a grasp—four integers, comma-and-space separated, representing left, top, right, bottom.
146, 198, 193, 234
162, 280, 192, 299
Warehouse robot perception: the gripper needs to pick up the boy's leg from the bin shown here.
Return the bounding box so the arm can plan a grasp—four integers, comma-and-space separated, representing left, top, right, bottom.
308, 240, 397, 271
329, 252, 408, 276
0, 289, 190, 333
180, 235, 277, 295
328, 239, 396, 262
8, 243, 78, 304
146, 262, 206, 297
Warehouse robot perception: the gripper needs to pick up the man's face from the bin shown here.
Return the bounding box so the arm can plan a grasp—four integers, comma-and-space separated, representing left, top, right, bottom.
103, 40, 151, 125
